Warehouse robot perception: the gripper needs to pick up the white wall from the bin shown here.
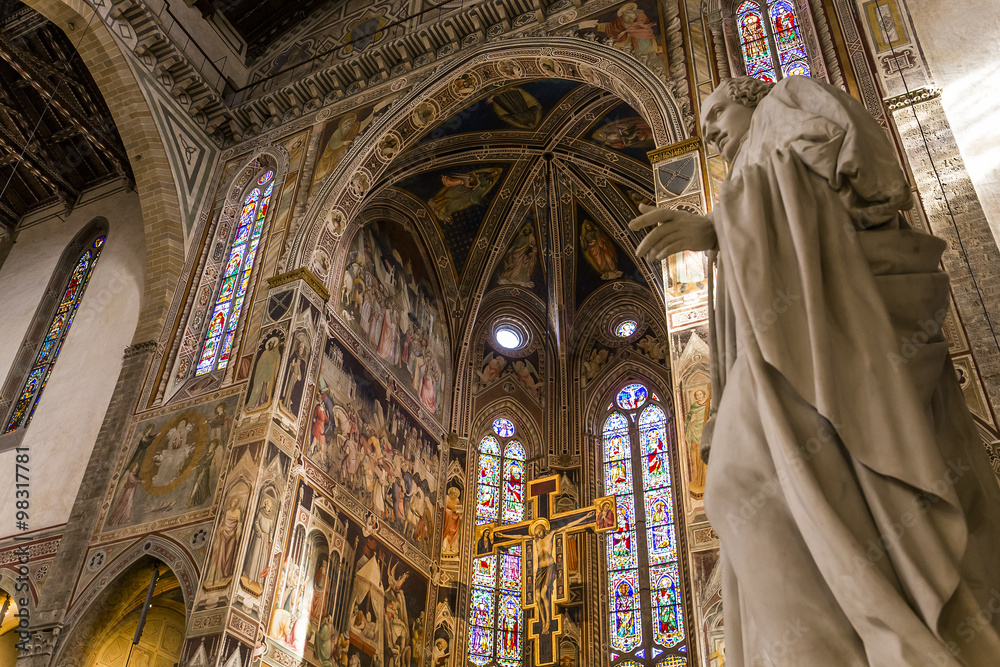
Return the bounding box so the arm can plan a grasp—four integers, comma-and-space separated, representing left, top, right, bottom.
908, 0, 1000, 240
0, 184, 145, 538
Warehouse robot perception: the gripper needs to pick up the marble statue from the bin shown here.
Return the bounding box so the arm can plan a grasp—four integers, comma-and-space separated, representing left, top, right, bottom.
632, 76, 1000, 665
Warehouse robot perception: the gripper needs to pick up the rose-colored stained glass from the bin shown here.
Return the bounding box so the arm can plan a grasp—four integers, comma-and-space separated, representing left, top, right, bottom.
492, 417, 515, 437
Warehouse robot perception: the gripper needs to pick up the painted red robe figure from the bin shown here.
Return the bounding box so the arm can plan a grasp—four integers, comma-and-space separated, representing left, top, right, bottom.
580, 220, 623, 280
311, 394, 329, 452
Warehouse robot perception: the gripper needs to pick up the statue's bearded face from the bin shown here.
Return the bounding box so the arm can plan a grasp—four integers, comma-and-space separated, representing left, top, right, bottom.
701, 87, 755, 162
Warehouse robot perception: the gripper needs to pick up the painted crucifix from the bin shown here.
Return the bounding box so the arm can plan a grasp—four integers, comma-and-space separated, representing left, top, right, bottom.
475, 474, 617, 665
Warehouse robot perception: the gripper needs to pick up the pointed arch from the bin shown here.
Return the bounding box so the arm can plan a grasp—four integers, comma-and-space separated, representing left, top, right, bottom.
19, 0, 186, 344
0, 218, 108, 445
54, 535, 198, 665
591, 376, 690, 666
285, 37, 688, 285
466, 410, 530, 667
156, 146, 290, 404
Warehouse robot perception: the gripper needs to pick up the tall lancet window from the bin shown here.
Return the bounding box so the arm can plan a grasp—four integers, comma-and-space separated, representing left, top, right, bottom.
5, 234, 106, 432
736, 0, 810, 81
196, 170, 275, 375
468, 417, 526, 667
603, 383, 687, 666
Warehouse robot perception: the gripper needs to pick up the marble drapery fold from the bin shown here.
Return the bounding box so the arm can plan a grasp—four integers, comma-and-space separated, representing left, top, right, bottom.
703, 77, 1000, 666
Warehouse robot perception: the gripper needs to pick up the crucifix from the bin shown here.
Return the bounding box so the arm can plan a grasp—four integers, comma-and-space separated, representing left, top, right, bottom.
475, 474, 618, 666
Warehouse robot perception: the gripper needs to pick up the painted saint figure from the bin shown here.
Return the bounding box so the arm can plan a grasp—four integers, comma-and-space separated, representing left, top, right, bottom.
497, 224, 538, 287
247, 334, 284, 409
241, 495, 276, 593
576, 2, 662, 63
591, 117, 655, 150
684, 388, 710, 496
580, 220, 622, 280
187, 438, 221, 507
441, 486, 463, 556
280, 332, 309, 417
205, 495, 245, 588
107, 462, 141, 526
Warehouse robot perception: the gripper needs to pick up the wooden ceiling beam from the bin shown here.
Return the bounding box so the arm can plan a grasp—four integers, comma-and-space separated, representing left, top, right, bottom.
0, 34, 129, 172
0, 124, 79, 205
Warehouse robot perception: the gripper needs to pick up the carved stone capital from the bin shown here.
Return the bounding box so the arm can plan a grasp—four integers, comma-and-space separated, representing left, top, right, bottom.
123, 340, 158, 358
647, 137, 703, 164
266, 266, 330, 303
22, 624, 61, 658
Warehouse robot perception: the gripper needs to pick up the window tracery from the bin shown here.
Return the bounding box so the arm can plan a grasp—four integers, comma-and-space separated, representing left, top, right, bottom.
468, 424, 526, 667
603, 383, 687, 665
197, 170, 275, 375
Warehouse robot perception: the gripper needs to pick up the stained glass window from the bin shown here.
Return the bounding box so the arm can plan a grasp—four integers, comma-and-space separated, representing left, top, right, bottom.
196, 175, 275, 376
769, 0, 809, 77
736, 0, 810, 81
603, 386, 687, 665
5, 235, 106, 433
737, 1, 776, 81
469, 425, 526, 667
617, 383, 648, 410
616, 319, 638, 338
492, 417, 515, 438
4, 236, 107, 433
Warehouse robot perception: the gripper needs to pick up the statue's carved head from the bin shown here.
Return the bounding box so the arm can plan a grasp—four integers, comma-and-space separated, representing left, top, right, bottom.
701, 76, 774, 162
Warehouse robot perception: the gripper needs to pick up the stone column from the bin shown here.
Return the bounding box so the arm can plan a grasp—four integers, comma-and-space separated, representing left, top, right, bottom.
20, 340, 159, 667
179, 268, 328, 665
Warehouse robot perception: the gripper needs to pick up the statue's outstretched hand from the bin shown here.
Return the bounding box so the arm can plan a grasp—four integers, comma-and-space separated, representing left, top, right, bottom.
630, 204, 717, 261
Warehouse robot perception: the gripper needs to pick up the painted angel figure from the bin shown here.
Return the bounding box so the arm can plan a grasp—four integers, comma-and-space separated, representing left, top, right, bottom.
580, 220, 622, 280
497, 223, 538, 287
479, 352, 507, 386
428, 167, 503, 222
513, 359, 542, 398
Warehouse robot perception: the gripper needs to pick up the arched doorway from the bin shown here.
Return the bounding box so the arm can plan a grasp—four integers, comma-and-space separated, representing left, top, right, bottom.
1, 588, 20, 665
55, 557, 189, 667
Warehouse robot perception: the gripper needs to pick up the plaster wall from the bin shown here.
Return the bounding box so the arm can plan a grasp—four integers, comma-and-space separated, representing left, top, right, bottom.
0, 185, 145, 537
908, 0, 1000, 241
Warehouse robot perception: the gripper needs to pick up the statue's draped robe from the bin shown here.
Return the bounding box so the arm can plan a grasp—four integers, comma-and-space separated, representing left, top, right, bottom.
704, 76, 1000, 666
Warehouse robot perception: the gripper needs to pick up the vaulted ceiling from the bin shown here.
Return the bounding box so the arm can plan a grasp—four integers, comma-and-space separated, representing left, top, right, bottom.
0, 0, 132, 229
361, 77, 664, 353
